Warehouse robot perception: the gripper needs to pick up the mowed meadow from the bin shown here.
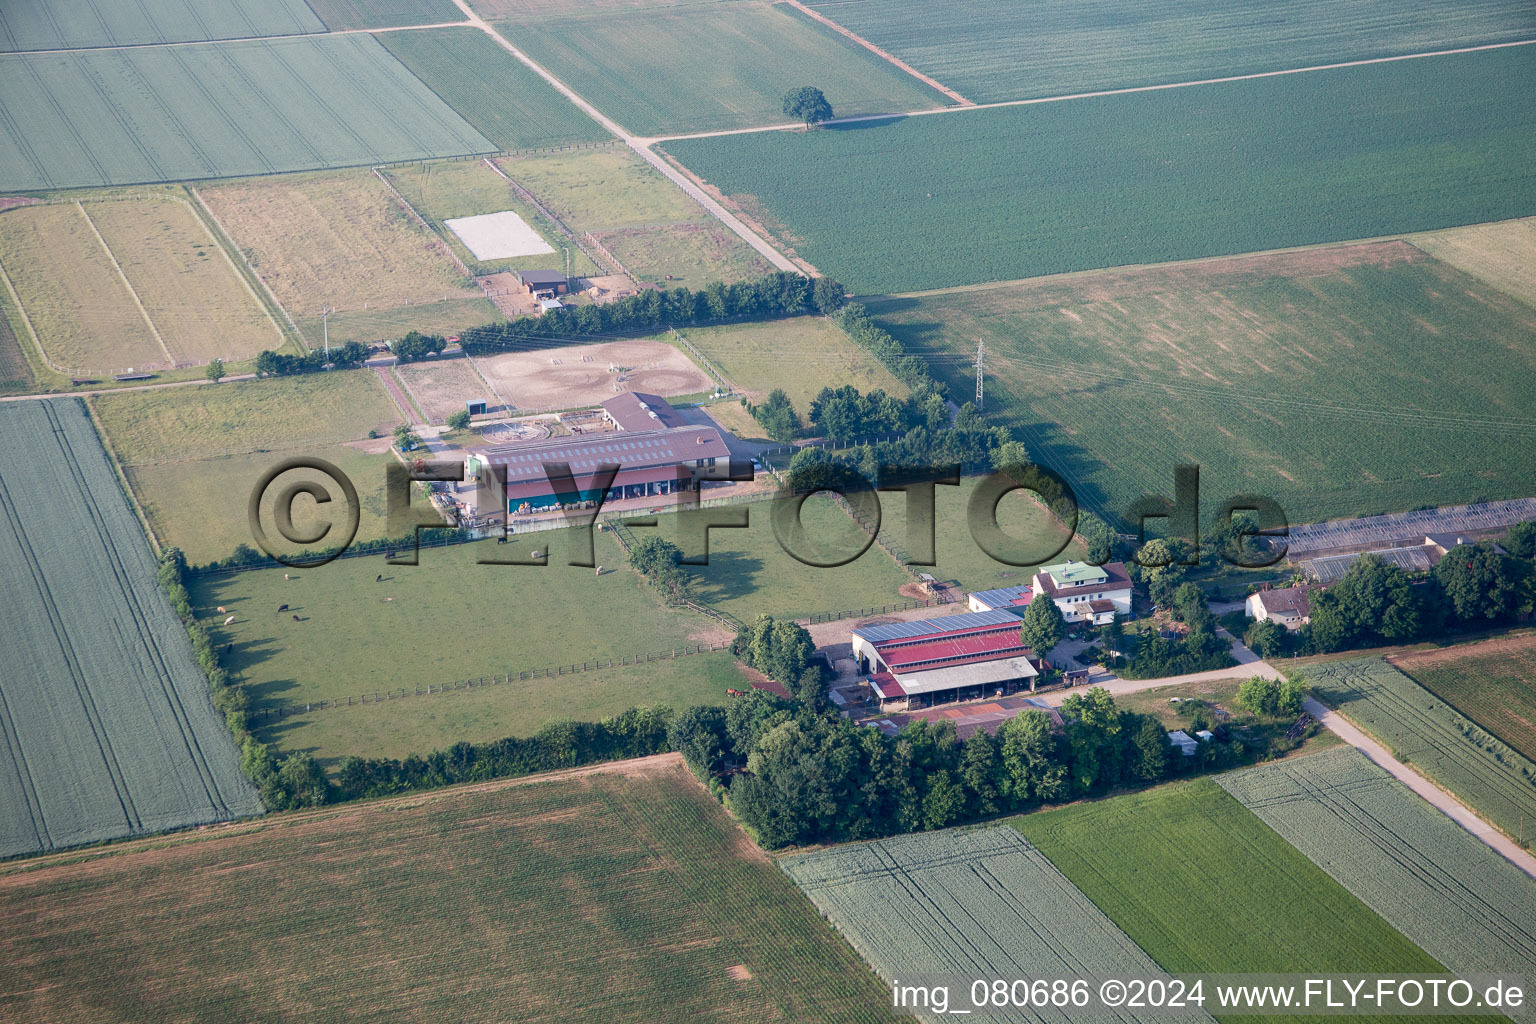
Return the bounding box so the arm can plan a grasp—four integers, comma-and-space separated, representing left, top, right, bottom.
662, 46, 1536, 294
1391, 633, 1536, 762
0, 758, 900, 1023
866, 242, 1536, 526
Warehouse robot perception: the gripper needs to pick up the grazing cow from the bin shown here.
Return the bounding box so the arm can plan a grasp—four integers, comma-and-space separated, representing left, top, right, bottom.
284, 573, 290, 580
292, 614, 301, 622
277, 603, 289, 612
223, 615, 235, 625
217, 606, 226, 614
376, 574, 382, 582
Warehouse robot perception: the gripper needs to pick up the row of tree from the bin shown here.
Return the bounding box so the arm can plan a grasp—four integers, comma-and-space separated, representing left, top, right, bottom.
254, 341, 371, 376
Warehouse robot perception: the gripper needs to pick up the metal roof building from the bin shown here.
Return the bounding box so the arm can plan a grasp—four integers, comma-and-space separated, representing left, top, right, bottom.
852, 608, 1039, 709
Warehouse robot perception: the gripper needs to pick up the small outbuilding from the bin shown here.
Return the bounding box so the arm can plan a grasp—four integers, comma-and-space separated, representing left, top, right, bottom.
1167, 730, 1198, 757
517, 269, 569, 298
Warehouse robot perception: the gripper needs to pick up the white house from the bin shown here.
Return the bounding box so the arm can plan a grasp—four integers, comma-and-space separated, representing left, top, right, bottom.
1245, 584, 1316, 630
1031, 561, 1132, 626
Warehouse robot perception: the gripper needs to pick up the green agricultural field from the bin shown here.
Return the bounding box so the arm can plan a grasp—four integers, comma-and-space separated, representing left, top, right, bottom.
0, 758, 900, 1023
262, 652, 750, 764
201, 168, 499, 347
383, 160, 597, 278
627, 494, 913, 623
193, 532, 720, 718
307, 0, 463, 29
1392, 634, 1536, 761
1410, 217, 1536, 309
0, 35, 494, 191
376, 28, 612, 151
1303, 659, 1536, 849
784, 827, 1213, 1024
1014, 778, 1471, 1024
662, 46, 1536, 294
1220, 746, 1536, 982
0, 0, 322, 51
0, 288, 32, 392
802, 0, 1536, 104
874, 475, 1077, 593
681, 317, 908, 422
503, 1, 948, 136
0, 400, 261, 860
866, 242, 1536, 527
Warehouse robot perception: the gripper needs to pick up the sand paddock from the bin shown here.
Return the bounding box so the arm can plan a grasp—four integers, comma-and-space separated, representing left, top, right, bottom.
471, 338, 712, 411
394, 357, 496, 423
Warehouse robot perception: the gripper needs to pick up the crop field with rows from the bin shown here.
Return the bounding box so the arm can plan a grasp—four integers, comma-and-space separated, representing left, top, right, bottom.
0, 400, 260, 859
865, 242, 1536, 527
783, 827, 1214, 1024
1307, 658, 1536, 846
503, 0, 948, 137
1410, 216, 1536, 309
307, 0, 463, 30
0, 0, 322, 51
1014, 778, 1467, 1018
1219, 746, 1536, 981
0, 757, 900, 1023
1393, 634, 1536, 759
376, 28, 612, 152
802, 0, 1536, 104
0, 34, 494, 191
662, 46, 1536, 295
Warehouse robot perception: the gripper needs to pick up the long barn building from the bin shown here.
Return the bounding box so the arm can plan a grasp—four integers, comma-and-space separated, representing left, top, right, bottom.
851, 609, 1040, 711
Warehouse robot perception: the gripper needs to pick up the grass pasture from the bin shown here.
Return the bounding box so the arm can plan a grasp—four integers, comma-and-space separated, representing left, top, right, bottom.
383, 159, 595, 278
193, 532, 720, 725
1410, 217, 1536, 309
783, 827, 1212, 1024
802, 0, 1536, 104
627, 493, 913, 623
1306, 658, 1536, 849
597, 223, 772, 289
0, 35, 494, 192
0, 758, 899, 1023
499, 147, 709, 231
1014, 778, 1467, 1022
1220, 746, 1536, 981
866, 242, 1536, 527
0, 0, 322, 51
261, 652, 751, 764
376, 27, 612, 151
0, 400, 260, 860
201, 169, 497, 346
662, 46, 1536, 295
502, 1, 949, 136
1392, 633, 1536, 762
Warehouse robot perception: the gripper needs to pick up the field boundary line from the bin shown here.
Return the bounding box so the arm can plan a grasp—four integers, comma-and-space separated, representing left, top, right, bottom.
374, 365, 418, 423
84, 395, 163, 553
0, 253, 73, 375
389, 365, 431, 423
0, 21, 479, 57
186, 185, 312, 353
371, 166, 475, 281
777, 0, 972, 105
647, 36, 1536, 143
479, 158, 612, 277
74, 201, 177, 366
175, 192, 286, 351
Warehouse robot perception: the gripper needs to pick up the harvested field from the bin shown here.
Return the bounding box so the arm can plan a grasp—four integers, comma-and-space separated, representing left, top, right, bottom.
473, 338, 712, 411
1015, 778, 1469, 1016
502, 1, 948, 136
0, 0, 322, 51
663, 46, 1536, 294
0, 202, 164, 373
1306, 658, 1536, 848
0, 399, 261, 859
1392, 632, 1536, 762
200, 169, 494, 345
376, 27, 611, 151
1220, 745, 1536, 981
801, 0, 1536, 104
866, 241, 1536, 527
596, 222, 772, 289
394, 356, 496, 423
0, 35, 494, 191
81, 198, 280, 363
783, 827, 1213, 1024
0, 758, 899, 1022
1410, 216, 1536, 309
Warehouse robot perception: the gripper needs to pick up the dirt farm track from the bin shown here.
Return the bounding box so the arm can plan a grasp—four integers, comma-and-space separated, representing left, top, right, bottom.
472, 339, 714, 411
